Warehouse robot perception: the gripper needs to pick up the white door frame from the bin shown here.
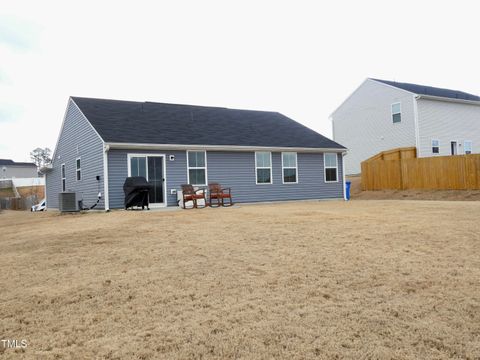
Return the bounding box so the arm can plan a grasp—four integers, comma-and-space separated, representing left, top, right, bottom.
127, 153, 167, 207
450, 140, 458, 156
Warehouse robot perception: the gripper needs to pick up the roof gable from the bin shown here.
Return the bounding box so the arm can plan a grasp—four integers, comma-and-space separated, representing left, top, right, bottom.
71, 97, 345, 150
371, 78, 480, 102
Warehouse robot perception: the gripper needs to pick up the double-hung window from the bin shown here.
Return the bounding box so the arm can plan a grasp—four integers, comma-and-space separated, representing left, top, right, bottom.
61, 163, 66, 191
187, 151, 207, 186
391, 102, 401, 123
76, 158, 81, 181
255, 152, 272, 184
324, 153, 338, 182
432, 139, 440, 154
282, 152, 297, 183
464, 140, 472, 154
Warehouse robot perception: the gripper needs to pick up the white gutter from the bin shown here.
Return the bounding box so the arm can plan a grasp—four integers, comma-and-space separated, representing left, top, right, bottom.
106, 142, 347, 153
412, 95, 420, 153
103, 144, 110, 211
342, 152, 347, 201
415, 94, 480, 106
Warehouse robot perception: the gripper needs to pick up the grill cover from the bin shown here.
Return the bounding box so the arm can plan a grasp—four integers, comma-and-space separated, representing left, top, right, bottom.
123, 176, 153, 210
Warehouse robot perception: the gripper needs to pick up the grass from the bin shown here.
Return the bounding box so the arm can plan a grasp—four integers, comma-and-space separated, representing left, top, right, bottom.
1, 200, 479, 359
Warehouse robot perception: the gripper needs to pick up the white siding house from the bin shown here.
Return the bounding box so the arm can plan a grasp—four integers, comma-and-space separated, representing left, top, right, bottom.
331, 78, 480, 174
0, 159, 38, 179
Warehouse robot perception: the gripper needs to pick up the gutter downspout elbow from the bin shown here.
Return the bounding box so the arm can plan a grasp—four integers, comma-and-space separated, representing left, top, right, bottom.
103, 144, 110, 212
342, 151, 348, 201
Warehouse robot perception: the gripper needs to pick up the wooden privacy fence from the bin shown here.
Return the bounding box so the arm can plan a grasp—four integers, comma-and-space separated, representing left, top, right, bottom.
361, 147, 480, 190
0, 195, 38, 210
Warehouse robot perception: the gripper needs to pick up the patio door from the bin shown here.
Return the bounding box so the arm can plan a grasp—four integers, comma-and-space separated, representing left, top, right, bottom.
128, 154, 166, 207
450, 141, 458, 155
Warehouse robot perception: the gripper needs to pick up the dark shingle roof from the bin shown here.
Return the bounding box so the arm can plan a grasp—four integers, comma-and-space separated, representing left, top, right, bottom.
371, 78, 480, 102
0, 159, 36, 166
0, 159, 14, 166
71, 97, 345, 149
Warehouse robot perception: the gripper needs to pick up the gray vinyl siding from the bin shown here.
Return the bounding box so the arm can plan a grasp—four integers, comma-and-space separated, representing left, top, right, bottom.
46, 99, 105, 209
207, 151, 343, 203
416, 98, 480, 157
107, 149, 343, 208
332, 79, 416, 174
108, 150, 187, 208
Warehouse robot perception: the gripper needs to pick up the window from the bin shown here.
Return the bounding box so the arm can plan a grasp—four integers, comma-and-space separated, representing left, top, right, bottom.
464, 140, 472, 155
391, 102, 401, 123
76, 158, 81, 181
130, 156, 147, 177
282, 152, 297, 183
61, 163, 66, 191
432, 139, 440, 154
324, 153, 338, 182
255, 152, 272, 184
187, 151, 207, 185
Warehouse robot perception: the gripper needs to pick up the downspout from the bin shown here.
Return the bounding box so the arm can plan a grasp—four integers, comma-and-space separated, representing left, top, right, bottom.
103, 144, 110, 211
342, 151, 347, 200
413, 95, 421, 156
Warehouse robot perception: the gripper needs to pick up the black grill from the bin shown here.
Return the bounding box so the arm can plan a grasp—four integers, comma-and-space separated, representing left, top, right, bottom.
123, 177, 153, 210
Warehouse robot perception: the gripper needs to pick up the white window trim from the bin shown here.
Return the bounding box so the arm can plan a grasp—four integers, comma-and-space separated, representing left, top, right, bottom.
391, 102, 401, 123
431, 139, 440, 155
76, 157, 82, 181
464, 140, 472, 155
127, 154, 148, 177
281, 152, 298, 184
126, 153, 167, 207
61, 163, 66, 192
324, 153, 339, 183
186, 150, 208, 186
255, 151, 273, 185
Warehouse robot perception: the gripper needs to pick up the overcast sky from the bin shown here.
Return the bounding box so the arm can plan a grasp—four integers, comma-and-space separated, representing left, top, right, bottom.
1, 0, 479, 161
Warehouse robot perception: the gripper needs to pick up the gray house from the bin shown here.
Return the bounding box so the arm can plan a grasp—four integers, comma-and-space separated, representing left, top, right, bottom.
46, 97, 346, 210
0, 159, 38, 179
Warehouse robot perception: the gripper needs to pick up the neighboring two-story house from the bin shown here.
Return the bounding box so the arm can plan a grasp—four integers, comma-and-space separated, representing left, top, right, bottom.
0, 159, 38, 179
331, 78, 480, 175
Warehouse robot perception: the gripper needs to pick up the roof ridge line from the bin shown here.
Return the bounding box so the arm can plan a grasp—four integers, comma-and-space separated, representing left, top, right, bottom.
72, 96, 280, 113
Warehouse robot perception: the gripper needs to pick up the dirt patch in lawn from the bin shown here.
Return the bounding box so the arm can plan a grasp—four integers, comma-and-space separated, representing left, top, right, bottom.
16, 185, 45, 199
1, 201, 479, 359
0, 187, 15, 198
348, 175, 480, 201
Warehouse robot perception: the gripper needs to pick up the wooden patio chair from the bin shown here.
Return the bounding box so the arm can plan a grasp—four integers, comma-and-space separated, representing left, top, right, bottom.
208, 183, 223, 208
208, 182, 233, 207
180, 184, 206, 209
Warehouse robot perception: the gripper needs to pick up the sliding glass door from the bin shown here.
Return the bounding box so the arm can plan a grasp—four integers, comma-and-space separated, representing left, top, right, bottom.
128, 154, 166, 206
147, 156, 164, 204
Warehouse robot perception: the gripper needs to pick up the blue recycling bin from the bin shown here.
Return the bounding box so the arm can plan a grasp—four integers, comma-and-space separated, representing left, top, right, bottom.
345, 181, 351, 201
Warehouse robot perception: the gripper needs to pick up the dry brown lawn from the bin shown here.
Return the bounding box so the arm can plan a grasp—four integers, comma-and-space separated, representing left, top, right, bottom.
1, 200, 479, 359
348, 175, 480, 201
16, 186, 45, 200
0, 187, 15, 198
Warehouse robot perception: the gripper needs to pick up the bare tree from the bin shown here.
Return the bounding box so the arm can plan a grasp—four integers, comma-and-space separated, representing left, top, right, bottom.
30, 147, 52, 170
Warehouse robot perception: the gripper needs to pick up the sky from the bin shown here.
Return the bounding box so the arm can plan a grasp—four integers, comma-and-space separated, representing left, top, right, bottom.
1, 0, 479, 162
